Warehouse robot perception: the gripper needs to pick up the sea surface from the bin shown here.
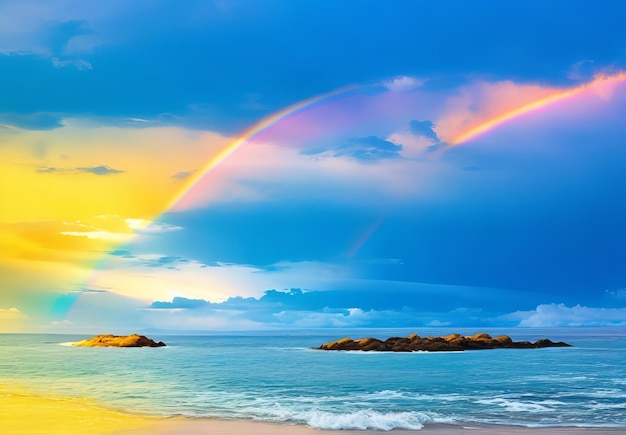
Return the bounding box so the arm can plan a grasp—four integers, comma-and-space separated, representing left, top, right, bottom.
1, 328, 625, 431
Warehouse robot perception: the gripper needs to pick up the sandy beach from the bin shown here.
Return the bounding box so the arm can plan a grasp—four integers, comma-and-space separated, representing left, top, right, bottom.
2, 384, 624, 435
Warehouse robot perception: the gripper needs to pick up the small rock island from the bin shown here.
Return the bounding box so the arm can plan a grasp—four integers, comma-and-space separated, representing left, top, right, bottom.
73, 334, 166, 348
318, 333, 571, 352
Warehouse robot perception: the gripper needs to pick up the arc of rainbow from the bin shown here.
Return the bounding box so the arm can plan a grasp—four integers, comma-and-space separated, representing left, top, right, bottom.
451, 72, 626, 146
347, 215, 387, 258
55, 85, 360, 322
69, 73, 626, 321
166, 85, 358, 211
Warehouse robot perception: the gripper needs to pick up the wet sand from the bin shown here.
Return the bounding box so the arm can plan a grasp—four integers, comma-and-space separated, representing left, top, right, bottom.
126, 418, 625, 434
2, 385, 623, 434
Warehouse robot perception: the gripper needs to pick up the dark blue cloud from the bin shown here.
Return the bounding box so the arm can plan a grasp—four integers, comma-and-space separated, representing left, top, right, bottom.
409, 120, 439, 141
76, 165, 124, 175
129, 255, 191, 270
36, 165, 125, 175
35, 167, 58, 174
151, 296, 211, 309
336, 136, 403, 161
147, 285, 553, 328
305, 136, 403, 161
171, 170, 195, 180
106, 249, 135, 258
148, 281, 556, 320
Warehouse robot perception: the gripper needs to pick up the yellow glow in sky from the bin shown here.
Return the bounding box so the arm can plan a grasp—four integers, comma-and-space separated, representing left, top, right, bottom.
0, 120, 231, 326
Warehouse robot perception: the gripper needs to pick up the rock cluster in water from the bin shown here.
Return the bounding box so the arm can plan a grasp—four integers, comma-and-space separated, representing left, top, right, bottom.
73, 334, 166, 348
317, 333, 571, 352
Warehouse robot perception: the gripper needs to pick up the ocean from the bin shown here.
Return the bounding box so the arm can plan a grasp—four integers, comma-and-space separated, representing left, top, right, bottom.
1, 328, 625, 431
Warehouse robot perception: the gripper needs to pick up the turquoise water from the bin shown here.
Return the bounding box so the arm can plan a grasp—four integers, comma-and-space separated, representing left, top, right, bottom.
1, 328, 625, 430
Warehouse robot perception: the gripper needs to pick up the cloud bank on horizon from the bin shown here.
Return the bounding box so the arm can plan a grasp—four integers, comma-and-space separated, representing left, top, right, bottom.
1, 0, 626, 332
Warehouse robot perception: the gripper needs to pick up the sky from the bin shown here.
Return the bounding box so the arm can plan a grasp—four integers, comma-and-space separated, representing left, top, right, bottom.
2, 0, 626, 332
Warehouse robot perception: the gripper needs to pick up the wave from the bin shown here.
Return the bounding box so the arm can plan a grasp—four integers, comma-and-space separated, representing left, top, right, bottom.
557, 389, 626, 399
180, 391, 443, 430
304, 409, 432, 430
586, 402, 626, 410
475, 398, 556, 413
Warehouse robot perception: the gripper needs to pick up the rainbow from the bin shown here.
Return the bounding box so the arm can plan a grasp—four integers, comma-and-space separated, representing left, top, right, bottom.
166, 85, 358, 211
347, 215, 387, 258
59, 73, 626, 323
53, 85, 362, 322
169, 72, 626, 210
451, 72, 626, 146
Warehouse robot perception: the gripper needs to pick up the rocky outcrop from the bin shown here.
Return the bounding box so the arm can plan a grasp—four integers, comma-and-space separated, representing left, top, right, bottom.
317, 333, 571, 352
73, 334, 166, 348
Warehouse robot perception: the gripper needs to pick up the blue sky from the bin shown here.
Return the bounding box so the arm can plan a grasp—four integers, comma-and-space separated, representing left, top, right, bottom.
2, 0, 626, 332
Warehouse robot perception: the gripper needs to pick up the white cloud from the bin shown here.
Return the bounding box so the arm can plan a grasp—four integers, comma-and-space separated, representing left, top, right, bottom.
271, 307, 418, 328
51, 57, 92, 70
60, 230, 132, 241
59, 216, 182, 242
383, 76, 427, 92
427, 320, 451, 326
90, 253, 354, 306
125, 218, 183, 234
50, 319, 73, 326
567, 59, 595, 81
387, 131, 438, 159
272, 308, 359, 328
93, 257, 269, 303
0, 307, 28, 332
505, 303, 626, 327
0, 307, 22, 315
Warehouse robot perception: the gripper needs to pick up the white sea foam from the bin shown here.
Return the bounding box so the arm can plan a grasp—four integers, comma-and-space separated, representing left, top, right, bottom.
198, 391, 441, 430
227, 401, 439, 430
537, 399, 566, 406
413, 393, 472, 402
304, 409, 431, 430
475, 398, 554, 413
586, 403, 626, 410
58, 342, 76, 347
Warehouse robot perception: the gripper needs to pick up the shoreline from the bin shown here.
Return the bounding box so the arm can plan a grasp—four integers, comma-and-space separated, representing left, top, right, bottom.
124, 418, 626, 434
115, 418, 626, 435
2, 385, 624, 435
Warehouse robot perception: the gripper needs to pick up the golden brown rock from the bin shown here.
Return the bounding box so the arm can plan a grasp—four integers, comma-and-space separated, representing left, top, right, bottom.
73, 334, 166, 348
317, 333, 571, 352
